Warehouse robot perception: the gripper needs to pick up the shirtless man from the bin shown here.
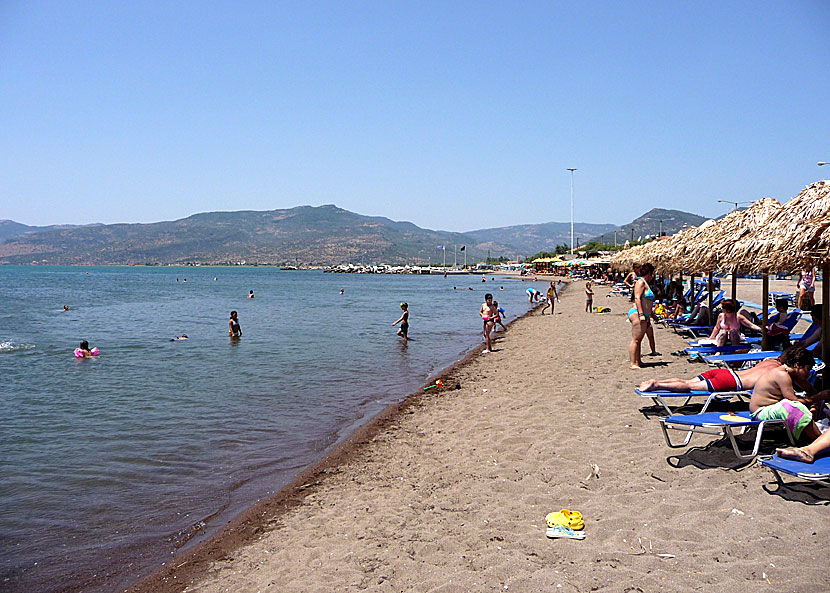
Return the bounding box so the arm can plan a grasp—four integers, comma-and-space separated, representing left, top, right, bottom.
749, 346, 829, 442
638, 356, 783, 393
480, 293, 498, 353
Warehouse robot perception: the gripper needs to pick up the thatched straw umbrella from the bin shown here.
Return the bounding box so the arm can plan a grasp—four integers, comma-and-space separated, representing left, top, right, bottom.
719, 181, 830, 273
717, 181, 830, 361
684, 199, 784, 310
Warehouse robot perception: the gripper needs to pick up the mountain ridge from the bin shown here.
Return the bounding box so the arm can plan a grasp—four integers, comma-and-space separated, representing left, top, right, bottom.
0, 205, 709, 266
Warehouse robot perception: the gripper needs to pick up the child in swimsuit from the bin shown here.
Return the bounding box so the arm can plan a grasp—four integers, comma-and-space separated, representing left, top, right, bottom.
541, 282, 558, 315
480, 293, 497, 353
585, 282, 594, 313
392, 302, 409, 343
493, 301, 508, 332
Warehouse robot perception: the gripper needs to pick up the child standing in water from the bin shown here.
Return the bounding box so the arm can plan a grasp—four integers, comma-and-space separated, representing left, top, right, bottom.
480, 293, 498, 353
228, 311, 242, 337
585, 282, 594, 312
392, 302, 409, 343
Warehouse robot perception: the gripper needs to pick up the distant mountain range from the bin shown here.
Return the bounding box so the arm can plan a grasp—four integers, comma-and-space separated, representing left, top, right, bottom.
465, 221, 618, 255
0, 220, 95, 242
0, 205, 712, 266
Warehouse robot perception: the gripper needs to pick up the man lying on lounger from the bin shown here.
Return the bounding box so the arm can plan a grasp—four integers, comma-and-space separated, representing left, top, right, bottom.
638, 355, 784, 394
749, 346, 829, 444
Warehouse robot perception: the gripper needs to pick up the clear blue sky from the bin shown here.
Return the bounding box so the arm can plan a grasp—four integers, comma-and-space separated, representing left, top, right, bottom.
2, 1, 828, 231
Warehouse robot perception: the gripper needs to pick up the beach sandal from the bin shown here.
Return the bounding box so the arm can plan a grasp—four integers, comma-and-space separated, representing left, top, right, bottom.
546, 525, 586, 540
545, 509, 584, 531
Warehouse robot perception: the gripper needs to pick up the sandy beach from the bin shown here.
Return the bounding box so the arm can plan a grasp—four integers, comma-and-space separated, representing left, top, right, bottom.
130, 277, 828, 593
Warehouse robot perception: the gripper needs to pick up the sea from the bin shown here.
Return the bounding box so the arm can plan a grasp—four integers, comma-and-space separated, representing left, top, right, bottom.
0, 265, 540, 593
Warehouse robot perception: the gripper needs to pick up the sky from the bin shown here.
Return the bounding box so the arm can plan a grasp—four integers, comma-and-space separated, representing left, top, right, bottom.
1, 1, 829, 232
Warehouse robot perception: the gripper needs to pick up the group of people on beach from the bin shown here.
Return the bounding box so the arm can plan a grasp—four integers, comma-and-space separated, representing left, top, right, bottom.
641, 344, 830, 464
621, 259, 829, 465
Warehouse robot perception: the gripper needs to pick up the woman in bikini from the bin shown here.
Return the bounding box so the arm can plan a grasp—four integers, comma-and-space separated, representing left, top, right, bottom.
628, 263, 658, 369
707, 298, 762, 346
228, 310, 242, 337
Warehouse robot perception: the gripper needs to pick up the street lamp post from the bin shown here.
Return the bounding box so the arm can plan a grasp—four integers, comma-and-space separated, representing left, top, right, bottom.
659, 219, 663, 237
613, 229, 619, 248
567, 168, 577, 255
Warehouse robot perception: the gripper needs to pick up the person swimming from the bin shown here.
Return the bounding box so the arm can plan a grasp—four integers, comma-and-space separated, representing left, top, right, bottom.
171, 334, 189, 341
75, 340, 99, 358
248, 290, 254, 299
228, 311, 242, 337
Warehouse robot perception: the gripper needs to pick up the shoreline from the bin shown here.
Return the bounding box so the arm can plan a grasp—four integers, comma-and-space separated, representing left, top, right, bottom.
129, 277, 826, 592
124, 287, 557, 593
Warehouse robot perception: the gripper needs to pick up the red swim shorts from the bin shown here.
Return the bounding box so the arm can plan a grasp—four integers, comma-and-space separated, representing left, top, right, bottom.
697, 368, 742, 392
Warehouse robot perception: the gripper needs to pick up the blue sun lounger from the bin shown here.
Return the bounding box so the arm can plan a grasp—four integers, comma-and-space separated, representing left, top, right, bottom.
759, 454, 830, 485
702, 351, 782, 367
659, 411, 794, 460
687, 333, 806, 348
636, 388, 750, 415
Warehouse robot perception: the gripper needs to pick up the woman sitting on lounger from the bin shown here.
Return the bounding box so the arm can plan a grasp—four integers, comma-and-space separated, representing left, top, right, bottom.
706, 299, 762, 346
638, 352, 788, 393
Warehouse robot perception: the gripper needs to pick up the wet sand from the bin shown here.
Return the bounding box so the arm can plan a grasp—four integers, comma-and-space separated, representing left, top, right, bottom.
129, 277, 828, 593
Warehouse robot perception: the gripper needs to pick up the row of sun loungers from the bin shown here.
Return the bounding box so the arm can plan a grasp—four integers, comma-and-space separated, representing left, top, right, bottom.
640, 320, 829, 491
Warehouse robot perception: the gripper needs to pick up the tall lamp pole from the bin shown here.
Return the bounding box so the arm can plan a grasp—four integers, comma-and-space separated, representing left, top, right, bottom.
567, 168, 577, 255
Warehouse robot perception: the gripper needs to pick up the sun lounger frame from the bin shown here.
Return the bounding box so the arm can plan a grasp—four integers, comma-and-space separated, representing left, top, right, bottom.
636, 389, 750, 416
659, 411, 794, 460
758, 455, 830, 484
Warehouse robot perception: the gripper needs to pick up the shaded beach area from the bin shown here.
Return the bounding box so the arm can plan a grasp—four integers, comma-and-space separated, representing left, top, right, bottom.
130, 279, 827, 593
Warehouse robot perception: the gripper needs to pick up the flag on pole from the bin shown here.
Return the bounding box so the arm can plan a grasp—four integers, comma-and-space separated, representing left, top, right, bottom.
459, 246, 466, 252
437, 245, 445, 250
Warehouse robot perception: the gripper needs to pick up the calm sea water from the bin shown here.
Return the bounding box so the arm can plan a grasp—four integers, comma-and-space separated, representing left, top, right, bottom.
0, 266, 536, 593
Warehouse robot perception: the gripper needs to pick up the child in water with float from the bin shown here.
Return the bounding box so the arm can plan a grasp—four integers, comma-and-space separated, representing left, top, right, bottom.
74, 340, 99, 358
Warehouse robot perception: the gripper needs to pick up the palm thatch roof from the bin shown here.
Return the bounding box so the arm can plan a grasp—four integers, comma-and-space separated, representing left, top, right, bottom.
611, 180, 830, 274
678, 198, 783, 273
718, 180, 830, 272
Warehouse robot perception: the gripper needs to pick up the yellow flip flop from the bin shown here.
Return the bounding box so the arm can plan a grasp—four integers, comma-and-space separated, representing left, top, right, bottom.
545, 509, 584, 531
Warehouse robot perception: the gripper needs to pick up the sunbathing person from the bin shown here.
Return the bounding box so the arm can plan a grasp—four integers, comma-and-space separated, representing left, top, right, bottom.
705, 298, 762, 346
638, 356, 782, 393
749, 346, 829, 442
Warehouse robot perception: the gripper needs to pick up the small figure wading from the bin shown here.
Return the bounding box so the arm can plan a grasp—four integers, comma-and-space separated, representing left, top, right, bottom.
392, 302, 409, 343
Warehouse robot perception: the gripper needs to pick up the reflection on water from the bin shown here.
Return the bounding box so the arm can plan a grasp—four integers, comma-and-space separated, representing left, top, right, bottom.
0, 266, 533, 593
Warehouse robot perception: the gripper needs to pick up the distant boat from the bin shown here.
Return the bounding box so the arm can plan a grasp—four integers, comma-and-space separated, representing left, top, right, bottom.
280, 265, 298, 270
429, 268, 469, 275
